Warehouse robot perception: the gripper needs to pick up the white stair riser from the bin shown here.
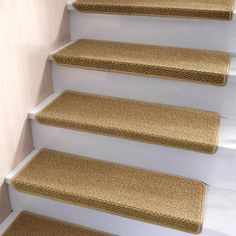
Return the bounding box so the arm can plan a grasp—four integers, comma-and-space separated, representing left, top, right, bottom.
69, 11, 236, 54
31, 120, 236, 191
52, 63, 236, 120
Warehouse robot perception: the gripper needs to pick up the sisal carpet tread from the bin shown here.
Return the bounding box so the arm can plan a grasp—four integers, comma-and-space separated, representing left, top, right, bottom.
12, 149, 205, 234
35, 91, 220, 154
3, 211, 110, 236
72, 0, 234, 21
52, 39, 230, 86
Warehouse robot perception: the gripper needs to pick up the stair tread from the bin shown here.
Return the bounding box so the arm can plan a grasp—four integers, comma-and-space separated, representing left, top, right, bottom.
3, 211, 110, 236
72, 0, 234, 20
35, 91, 220, 154
12, 149, 205, 234
52, 39, 230, 86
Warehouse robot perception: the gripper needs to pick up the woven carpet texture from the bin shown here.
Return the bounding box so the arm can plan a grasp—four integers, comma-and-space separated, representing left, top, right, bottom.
12, 149, 205, 234
52, 39, 231, 86
72, 0, 234, 20
3, 211, 111, 236
35, 91, 220, 154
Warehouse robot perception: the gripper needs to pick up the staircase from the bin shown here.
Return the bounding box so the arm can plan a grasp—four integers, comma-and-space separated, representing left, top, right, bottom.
1, 0, 236, 235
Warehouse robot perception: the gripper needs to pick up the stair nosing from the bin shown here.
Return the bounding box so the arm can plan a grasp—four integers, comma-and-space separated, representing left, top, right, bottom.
66, 0, 236, 16
49, 40, 236, 84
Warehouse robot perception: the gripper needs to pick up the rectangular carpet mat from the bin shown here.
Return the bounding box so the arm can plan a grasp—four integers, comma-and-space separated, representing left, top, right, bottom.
72, 0, 234, 21
12, 149, 206, 234
3, 211, 111, 236
52, 39, 231, 86
35, 91, 220, 154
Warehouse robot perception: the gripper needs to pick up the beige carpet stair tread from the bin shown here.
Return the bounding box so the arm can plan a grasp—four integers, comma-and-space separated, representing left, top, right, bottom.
3, 211, 111, 236
12, 149, 205, 234
72, 0, 234, 21
52, 39, 230, 86
35, 91, 220, 154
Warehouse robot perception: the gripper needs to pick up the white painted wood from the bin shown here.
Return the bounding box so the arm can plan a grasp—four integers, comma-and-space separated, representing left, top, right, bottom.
6, 176, 236, 236
0, 212, 19, 235
52, 60, 236, 120
68, 10, 236, 54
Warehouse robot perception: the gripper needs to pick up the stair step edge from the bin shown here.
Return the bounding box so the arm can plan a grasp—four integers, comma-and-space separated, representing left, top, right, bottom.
49, 41, 236, 84
8, 149, 205, 234
5, 149, 236, 236
66, 0, 236, 16
28, 92, 236, 151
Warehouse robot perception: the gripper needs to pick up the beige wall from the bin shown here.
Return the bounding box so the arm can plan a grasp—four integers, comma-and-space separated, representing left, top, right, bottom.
0, 0, 70, 222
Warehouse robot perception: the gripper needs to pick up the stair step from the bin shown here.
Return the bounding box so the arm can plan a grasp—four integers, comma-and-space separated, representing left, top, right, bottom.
71, 0, 234, 21
6, 150, 236, 236
52, 39, 230, 86
68, 7, 236, 55
35, 91, 220, 154
51, 61, 236, 120
12, 149, 205, 234
2, 211, 110, 236
29, 93, 236, 190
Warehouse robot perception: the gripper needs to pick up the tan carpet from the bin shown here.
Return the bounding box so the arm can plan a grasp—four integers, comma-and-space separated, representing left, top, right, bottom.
3, 211, 111, 236
72, 0, 234, 20
35, 91, 220, 154
52, 39, 230, 86
12, 149, 205, 234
